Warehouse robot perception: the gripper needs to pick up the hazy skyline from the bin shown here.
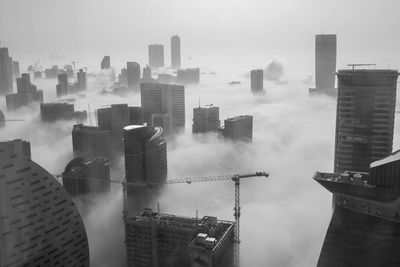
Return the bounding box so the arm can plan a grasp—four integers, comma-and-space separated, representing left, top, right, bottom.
1, 0, 400, 76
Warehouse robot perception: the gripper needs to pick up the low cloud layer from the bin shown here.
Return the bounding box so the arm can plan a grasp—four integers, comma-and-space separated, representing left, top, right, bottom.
1, 61, 399, 267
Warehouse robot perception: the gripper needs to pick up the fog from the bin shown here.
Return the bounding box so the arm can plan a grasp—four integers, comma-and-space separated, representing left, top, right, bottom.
1, 0, 400, 266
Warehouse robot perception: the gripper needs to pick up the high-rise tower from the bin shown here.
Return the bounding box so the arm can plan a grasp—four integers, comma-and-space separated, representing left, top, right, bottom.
148, 44, 164, 68
334, 69, 398, 173
0, 46, 13, 95
171, 35, 181, 69
250, 69, 263, 92
309, 34, 337, 96
127, 62, 140, 89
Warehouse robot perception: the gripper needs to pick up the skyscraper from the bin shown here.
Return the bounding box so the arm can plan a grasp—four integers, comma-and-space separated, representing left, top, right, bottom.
40, 102, 87, 122
193, 106, 220, 133
127, 61, 140, 89
119, 68, 128, 87
6, 73, 44, 110
72, 124, 111, 158
141, 82, 185, 133
148, 44, 164, 68
177, 68, 200, 84
309, 34, 337, 96
0, 110, 5, 128
101, 56, 111, 69
123, 125, 167, 184
171, 35, 181, 69
97, 104, 144, 152
142, 65, 152, 81
62, 157, 110, 197
251, 69, 263, 92
0, 46, 13, 95
334, 69, 398, 173
56, 73, 69, 97
12, 60, 20, 78
124, 209, 234, 267
221, 115, 253, 142
77, 68, 87, 90
0, 139, 90, 266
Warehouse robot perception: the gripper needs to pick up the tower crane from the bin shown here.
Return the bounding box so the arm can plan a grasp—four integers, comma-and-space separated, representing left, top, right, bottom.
59, 171, 269, 267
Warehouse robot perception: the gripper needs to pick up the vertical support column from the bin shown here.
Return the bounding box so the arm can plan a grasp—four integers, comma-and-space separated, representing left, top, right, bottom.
233, 176, 241, 267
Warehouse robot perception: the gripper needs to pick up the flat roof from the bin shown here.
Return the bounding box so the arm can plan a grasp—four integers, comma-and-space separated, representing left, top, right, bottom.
337, 69, 398, 75
370, 150, 400, 168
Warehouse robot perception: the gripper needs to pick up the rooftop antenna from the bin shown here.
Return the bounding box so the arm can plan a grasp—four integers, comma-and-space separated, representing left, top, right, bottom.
157, 202, 160, 213
196, 209, 198, 221
347, 64, 376, 71
199, 97, 201, 108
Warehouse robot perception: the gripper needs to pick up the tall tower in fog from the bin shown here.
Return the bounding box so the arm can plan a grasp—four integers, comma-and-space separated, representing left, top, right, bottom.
251, 69, 263, 92
101, 56, 111, 69
141, 83, 185, 133
148, 44, 164, 68
334, 69, 398, 173
127, 62, 140, 89
0, 47, 13, 95
171, 35, 181, 69
309, 34, 337, 96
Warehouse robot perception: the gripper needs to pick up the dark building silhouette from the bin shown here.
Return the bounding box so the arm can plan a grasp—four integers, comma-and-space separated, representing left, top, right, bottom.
315, 150, 400, 267
6, 73, 43, 110
45, 65, 60, 79
56, 73, 69, 97
171, 35, 181, 69
0, 110, 4, 128
0, 139, 90, 266
119, 68, 128, 87
334, 69, 398, 173
0, 46, 14, 95
309, 34, 337, 96
142, 65, 152, 81
101, 56, 111, 69
221, 115, 253, 142
141, 82, 185, 133
97, 104, 144, 152
127, 62, 140, 89
124, 208, 234, 267
193, 106, 220, 133
62, 157, 110, 197
77, 69, 87, 90
72, 123, 111, 158
12, 60, 20, 78
251, 69, 263, 92
177, 68, 200, 84
40, 102, 87, 122
148, 44, 164, 68
33, 71, 42, 79
124, 125, 167, 184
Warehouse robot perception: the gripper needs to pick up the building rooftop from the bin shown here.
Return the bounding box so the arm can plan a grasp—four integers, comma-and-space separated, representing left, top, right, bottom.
370, 150, 400, 168
337, 69, 399, 75
225, 115, 252, 121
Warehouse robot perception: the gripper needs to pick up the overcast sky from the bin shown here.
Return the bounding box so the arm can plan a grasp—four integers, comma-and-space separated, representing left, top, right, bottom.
1, 0, 400, 74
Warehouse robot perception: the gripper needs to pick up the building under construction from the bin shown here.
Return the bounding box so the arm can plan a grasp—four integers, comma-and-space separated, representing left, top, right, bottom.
124, 208, 234, 267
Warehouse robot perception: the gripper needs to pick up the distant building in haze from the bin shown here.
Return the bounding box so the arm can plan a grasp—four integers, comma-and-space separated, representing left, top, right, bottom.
177, 68, 200, 84
0, 139, 90, 266
152, 113, 172, 135
309, 34, 337, 96
193, 105, 220, 133
62, 157, 110, 197
142, 65, 152, 81
171, 35, 181, 69
72, 124, 111, 158
221, 115, 253, 142
124, 125, 167, 184
12, 60, 20, 78
141, 82, 185, 133
124, 208, 234, 267
33, 71, 42, 79
0, 110, 4, 128
334, 69, 398, 173
77, 69, 87, 90
0, 46, 13, 95
56, 73, 69, 97
45, 65, 60, 79
127, 62, 140, 89
40, 102, 87, 122
6, 73, 43, 110
101, 56, 111, 69
148, 44, 164, 68
251, 69, 263, 92
119, 68, 128, 87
